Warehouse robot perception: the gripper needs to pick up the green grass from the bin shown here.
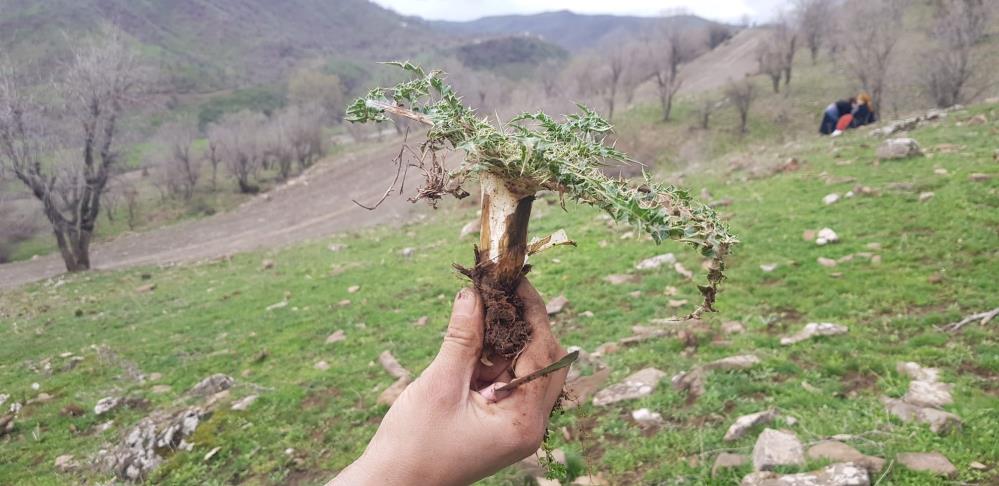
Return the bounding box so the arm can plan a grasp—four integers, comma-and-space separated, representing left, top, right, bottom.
1, 103, 997, 485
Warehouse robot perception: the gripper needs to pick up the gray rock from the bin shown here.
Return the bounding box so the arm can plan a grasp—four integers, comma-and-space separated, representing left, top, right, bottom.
604, 274, 639, 285
722, 321, 747, 335
741, 462, 869, 485
903, 380, 953, 408
808, 441, 885, 473
546, 295, 570, 316
326, 330, 346, 344
54, 454, 79, 473
631, 408, 664, 427
725, 410, 779, 442
94, 397, 121, 416
712, 453, 748, 477
896, 452, 957, 477
877, 138, 922, 159
100, 407, 207, 481
635, 253, 676, 270
188, 374, 234, 397
230, 395, 258, 411
780, 323, 848, 345
881, 397, 961, 434
752, 428, 805, 471
399, 247, 415, 258
896, 362, 940, 382
705, 355, 761, 371
593, 368, 666, 406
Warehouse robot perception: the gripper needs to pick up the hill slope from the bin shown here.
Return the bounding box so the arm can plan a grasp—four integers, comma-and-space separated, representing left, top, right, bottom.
0, 0, 446, 90
431, 10, 719, 51
1, 102, 996, 485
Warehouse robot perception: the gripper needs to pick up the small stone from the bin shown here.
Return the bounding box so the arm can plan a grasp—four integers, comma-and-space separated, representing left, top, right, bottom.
877, 138, 922, 159
817, 228, 839, 244
619, 231, 635, 240
969, 172, 993, 182
870, 255, 882, 265
724, 409, 778, 442
265, 300, 288, 311
674, 262, 694, 279
904, 380, 953, 408
969, 461, 988, 470
705, 355, 761, 370
31, 382, 40, 390
635, 253, 676, 270
896, 452, 957, 478
230, 395, 258, 411
927, 273, 944, 284
593, 368, 666, 406
967, 114, 988, 125
629, 290, 642, 298
148, 372, 162, 382
203, 446, 222, 462
722, 321, 746, 335
823, 193, 841, 205
808, 441, 886, 473
379, 351, 411, 380
881, 397, 962, 434
896, 362, 940, 382
669, 299, 688, 308
326, 330, 346, 344
572, 474, 609, 485
151, 385, 171, 394
327, 243, 347, 252
414, 316, 428, 327
631, 408, 664, 427
741, 462, 870, 486
785, 416, 798, 426
580, 311, 594, 318
94, 397, 121, 416
459, 219, 480, 238
347, 285, 360, 294
135, 283, 156, 294
399, 247, 415, 258
593, 342, 620, 356
314, 361, 330, 371
818, 257, 837, 267
604, 274, 638, 285
752, 428, 805, 471
934, 168, 949, 175
188, 374, 234, 396
712, 453, 747, 477
54, 454, 79, 473
261, 259, 274, 270
781, 322, 848, 345
546, 295, 570, 316
760, 263, 778, 273
918, 192, 934, 202
564, 368, 611, 409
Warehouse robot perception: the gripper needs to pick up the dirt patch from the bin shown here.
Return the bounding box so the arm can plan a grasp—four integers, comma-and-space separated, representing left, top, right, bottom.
839, 371, 879, 398
300, 387, 341, 411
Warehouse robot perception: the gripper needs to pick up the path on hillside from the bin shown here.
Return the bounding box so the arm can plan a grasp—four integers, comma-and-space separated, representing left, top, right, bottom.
682, 29, 767, 94
0, 143, 424, 290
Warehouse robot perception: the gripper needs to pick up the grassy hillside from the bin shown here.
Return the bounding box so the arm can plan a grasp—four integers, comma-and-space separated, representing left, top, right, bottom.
1, 101, 996, 485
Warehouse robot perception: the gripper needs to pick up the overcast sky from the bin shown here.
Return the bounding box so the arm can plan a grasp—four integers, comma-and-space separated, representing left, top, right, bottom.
371, 0, 790, 23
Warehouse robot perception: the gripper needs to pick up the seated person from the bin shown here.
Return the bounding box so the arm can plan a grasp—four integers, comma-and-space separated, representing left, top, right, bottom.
820, 97, 856, 135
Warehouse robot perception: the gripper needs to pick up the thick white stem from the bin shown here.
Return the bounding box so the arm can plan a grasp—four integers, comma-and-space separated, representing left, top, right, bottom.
477, 173, 535, 282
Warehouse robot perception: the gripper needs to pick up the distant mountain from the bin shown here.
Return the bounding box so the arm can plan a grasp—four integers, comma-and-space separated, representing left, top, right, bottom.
430, 10, 719, 51
453, 35, 568, 71
0, 0, 448, 91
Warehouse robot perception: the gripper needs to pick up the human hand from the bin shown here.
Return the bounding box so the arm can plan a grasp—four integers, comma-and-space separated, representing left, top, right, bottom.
329, 279, 568, 486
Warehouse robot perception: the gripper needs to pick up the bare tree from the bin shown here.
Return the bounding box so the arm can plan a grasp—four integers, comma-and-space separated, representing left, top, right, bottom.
725, 78, 755, 134
839, 0, 907, 116
795, 0, 833, 63
155, 120, 200, 199
288, 68, 344, 124
601, 45, 628, 121
0, 25, 139, 271
206, 134, 222, 190
645, 26, 691, 122
776, 15, 799, 87
277, 106, 325, 172
211, 111, 265, 193
756, 37, 785, 94
923, 0, 992, 108
697, 98, 725, 130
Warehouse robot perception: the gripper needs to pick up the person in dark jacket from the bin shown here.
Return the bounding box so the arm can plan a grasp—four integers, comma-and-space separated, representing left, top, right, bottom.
850, 92, 877, 128
819, 97, 856, 135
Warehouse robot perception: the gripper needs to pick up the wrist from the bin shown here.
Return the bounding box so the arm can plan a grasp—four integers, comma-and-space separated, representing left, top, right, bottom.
330, 448, 421, 486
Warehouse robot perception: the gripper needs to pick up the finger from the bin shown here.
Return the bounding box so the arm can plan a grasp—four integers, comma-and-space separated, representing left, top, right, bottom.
423, 287, 484, 397
517, 279, 552, 335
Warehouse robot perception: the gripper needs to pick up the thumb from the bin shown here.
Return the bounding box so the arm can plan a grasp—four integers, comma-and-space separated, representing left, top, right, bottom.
425, 288, 484, 393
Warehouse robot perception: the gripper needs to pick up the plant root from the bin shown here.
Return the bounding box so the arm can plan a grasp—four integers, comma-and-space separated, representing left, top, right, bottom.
455, 247, 532, 359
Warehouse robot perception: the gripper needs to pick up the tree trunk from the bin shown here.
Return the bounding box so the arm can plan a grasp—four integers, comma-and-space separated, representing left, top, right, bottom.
458, 172, 537, 360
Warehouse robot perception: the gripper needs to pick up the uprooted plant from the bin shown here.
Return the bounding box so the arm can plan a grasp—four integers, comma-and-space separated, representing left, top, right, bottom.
346, 62, 738, 369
